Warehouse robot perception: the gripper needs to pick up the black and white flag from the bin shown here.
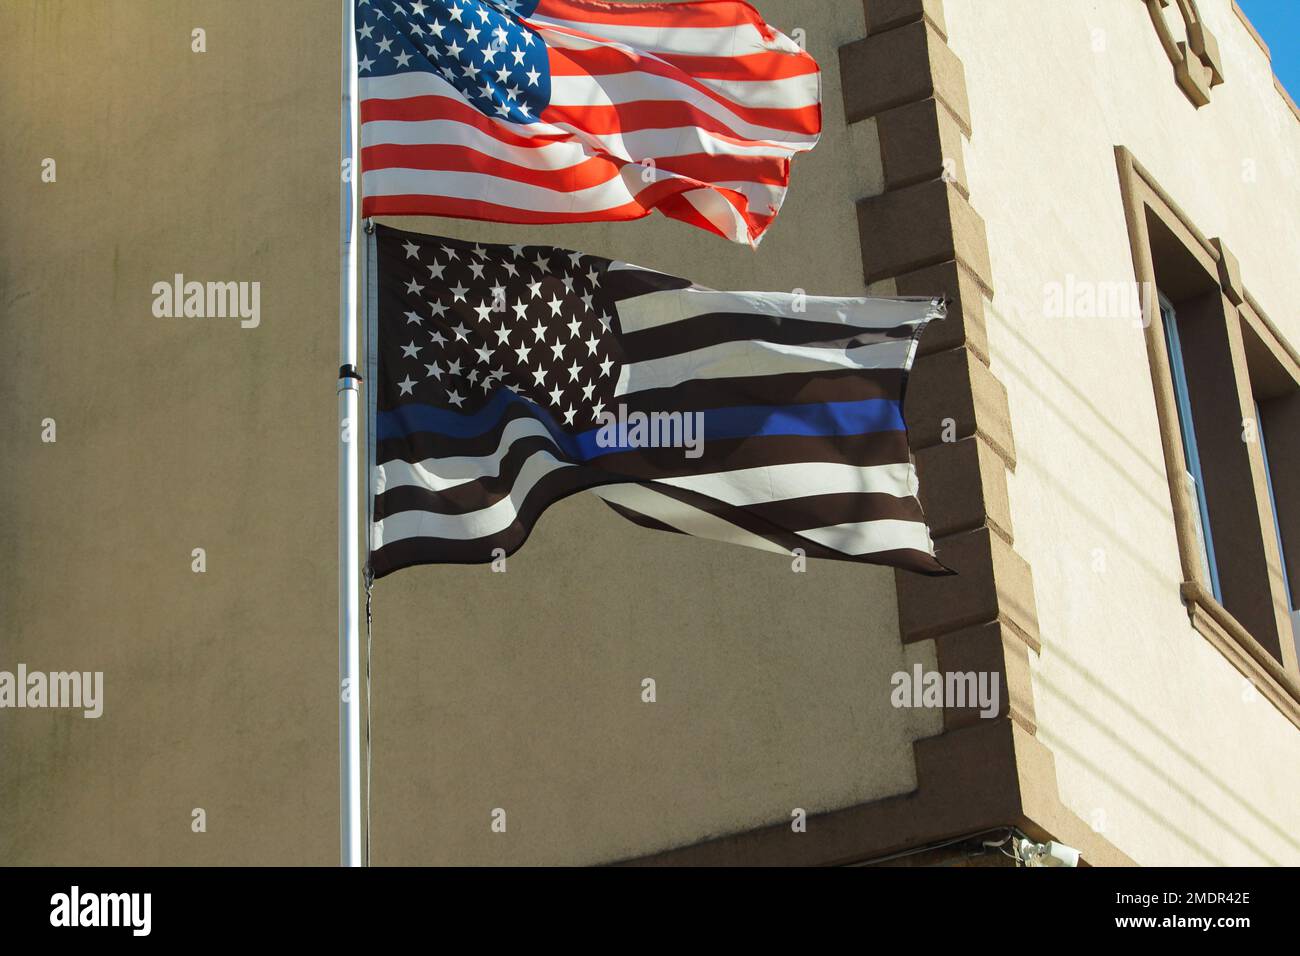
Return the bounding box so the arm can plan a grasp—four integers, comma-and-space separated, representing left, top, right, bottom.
367, 224, 947, 578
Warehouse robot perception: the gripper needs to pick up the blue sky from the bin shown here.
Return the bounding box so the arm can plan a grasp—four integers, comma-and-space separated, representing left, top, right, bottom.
1237, 0, 1299, 99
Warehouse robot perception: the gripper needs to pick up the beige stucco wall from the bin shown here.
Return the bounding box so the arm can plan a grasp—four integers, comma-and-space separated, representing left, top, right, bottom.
0, 0, 937, 865
945, 0, 1300, 864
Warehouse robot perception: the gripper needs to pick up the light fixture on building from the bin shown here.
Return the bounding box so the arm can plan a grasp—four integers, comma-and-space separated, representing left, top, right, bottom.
1015, 838, 1082, 868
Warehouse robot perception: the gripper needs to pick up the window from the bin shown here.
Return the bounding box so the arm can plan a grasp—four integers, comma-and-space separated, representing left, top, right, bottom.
1144, 231, 1286, 659
1256, 403, 1298, 648
1118, 146, 1300, 721
1244, 316, 1300, 664
1160, 293, 1222, 601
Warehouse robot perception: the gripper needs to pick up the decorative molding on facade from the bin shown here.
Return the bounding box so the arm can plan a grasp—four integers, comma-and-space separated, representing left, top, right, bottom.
1143, 0, 1225, 108
842, 0, 1140, 869
896, 259, 988, 363
843, 0, 1118, 866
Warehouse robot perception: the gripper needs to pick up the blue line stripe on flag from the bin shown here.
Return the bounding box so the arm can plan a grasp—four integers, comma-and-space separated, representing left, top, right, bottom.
376, 391, 905, 461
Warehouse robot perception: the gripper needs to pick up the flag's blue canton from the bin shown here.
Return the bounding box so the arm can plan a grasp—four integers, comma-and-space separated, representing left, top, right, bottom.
356, 0, 550, 124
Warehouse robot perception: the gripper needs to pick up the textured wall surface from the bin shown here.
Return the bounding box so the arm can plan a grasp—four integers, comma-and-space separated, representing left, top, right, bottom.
0, 0, 937, 865
945, 0, 1300, 864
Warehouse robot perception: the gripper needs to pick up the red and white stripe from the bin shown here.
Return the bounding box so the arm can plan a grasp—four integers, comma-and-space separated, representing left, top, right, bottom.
359, 0, 821, 245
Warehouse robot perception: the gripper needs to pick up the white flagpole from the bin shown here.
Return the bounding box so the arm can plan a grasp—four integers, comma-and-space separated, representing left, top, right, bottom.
337, 0, 364, 867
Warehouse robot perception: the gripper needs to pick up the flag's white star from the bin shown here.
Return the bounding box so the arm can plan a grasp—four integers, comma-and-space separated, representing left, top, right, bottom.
526, 280, 543, 299
547, 296, 564, 317
445, 39, 463, 58
448, 4, 464, 22
531, 319, 547, 342
561, 274, 575, 293
429, 329, 447, 346
511, 301, 529, 321
469, 261, 486, 279
427, 261, 446, 280
358, 55, 375, 72
525, 66, 540, 87
515, 343, 532, 364
397, 375, 416, 396
429, 300, 448, 318
447, 389, 465, 407
358, 23, 375, 39
532, 368, 547, 386
451, 323, 469, 342
405, 278, 424, 294
494, 325, 511, 345
377, 36, 393, 53
475, 344, 493, 364
548, 384, 564, 406
425, 362, 443, 380
549, 340, 565, 361
584, 333, 600, 356
566, 316, 582, 338
495, 65, 511, 84
403, 240, 420, 259
598, 356, 614, 377
473, 302, 493, 323
591, 401, 605, 421
582, 382, 596, 401
567, 360, 582, 383
511, 47, 526, 65
465, 25, 481, 44
563, 406, 576, 426
533, 253, 550, 273
428, 19, 445, 38
394, 49, 412, 68
597, 312, 612, 332
405, 310, 423, 325
450, 283, 468, 302
410, 0, 428, 15
494, 101, 511, 117
447, 358, 462, 376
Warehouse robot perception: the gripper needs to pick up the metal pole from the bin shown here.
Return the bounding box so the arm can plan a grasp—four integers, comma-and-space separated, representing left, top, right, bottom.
337, 0, 363, 868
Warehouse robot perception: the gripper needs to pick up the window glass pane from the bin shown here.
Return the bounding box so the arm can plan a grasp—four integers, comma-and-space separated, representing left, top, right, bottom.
1160, 295, 1222, 600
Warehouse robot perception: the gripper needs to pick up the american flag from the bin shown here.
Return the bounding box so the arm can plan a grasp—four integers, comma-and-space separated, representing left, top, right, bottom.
355, 0, 821, 245
367, 224, 947, 577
